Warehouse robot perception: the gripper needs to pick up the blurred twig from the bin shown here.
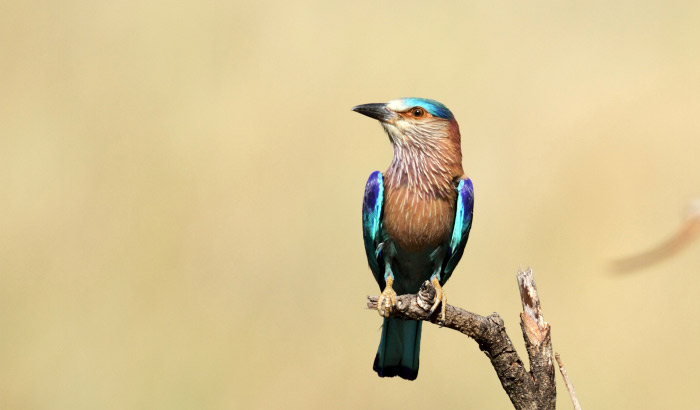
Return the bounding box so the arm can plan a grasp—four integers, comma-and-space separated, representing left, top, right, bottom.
367, 268, 557, 410
555, 352, 582, 410
613, 202, 700, 272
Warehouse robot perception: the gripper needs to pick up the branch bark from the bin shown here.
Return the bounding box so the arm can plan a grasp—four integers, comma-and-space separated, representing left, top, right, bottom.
367, 268, 557, 410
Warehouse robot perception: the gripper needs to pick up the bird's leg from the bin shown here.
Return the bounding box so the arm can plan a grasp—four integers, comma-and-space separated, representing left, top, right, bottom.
377, 265, 397, 317
429, 276, 447, 324
427, 248, 447, 324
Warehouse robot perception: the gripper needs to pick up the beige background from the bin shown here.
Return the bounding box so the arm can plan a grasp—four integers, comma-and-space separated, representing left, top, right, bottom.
2, 1, 700, 409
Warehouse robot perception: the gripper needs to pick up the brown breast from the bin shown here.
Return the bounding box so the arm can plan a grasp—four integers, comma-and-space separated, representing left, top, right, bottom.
383, 186, 456, 252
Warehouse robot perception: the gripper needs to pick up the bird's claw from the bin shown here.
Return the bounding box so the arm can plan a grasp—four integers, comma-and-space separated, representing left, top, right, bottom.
377, 277, 397, 317
429, 277, 447, 325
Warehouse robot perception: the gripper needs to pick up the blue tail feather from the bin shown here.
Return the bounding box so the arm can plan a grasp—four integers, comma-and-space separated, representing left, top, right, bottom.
373, 318, 422, 380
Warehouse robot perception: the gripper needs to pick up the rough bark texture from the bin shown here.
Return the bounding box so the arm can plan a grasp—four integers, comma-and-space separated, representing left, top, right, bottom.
366, 268, 557, 410
517, 268, 557, 409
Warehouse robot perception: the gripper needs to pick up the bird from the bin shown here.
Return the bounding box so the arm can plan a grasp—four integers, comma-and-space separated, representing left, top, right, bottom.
353, 97, 474, 380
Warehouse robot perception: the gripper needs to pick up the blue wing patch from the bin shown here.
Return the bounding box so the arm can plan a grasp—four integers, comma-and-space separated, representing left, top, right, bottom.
441, 178, 474, 284
362, 171, 385, 288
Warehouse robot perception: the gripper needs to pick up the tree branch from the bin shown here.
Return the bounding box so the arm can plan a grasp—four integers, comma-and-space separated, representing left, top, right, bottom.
556, 352, 582, 410
367, 268, 557, 410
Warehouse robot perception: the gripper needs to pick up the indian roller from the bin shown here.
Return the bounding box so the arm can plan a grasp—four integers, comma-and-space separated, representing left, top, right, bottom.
354, 98, 474, 380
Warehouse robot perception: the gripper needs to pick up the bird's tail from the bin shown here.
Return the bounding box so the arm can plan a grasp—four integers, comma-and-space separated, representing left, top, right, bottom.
373, 317, 422, 380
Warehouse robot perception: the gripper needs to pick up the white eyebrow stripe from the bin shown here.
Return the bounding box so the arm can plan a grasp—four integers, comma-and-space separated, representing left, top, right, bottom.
387, 99, 410, 112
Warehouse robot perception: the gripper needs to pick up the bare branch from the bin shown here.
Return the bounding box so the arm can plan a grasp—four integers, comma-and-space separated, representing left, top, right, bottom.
517, 268, 556, 409
366, 268, 557, 410
556, 352, 582, 410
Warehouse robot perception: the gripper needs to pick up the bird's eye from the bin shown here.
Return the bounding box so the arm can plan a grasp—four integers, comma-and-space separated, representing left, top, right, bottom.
411, 107, 425, 117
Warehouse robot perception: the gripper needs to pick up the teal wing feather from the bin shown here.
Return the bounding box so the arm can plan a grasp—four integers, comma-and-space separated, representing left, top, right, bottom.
441, 178, 474, 285
362, 171, 385, 289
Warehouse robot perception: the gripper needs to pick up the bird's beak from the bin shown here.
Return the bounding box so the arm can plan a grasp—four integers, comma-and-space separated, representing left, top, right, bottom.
352, 103, 397, 123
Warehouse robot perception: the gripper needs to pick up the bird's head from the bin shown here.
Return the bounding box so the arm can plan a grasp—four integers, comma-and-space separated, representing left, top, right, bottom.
352, 98, 460, 149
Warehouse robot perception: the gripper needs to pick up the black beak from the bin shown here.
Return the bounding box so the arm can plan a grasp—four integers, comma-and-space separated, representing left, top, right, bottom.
352, 103, 395, 123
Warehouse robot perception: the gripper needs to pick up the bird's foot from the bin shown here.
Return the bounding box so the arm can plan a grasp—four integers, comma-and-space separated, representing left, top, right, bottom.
377, 277, 397, 317
430, 277, 447, 324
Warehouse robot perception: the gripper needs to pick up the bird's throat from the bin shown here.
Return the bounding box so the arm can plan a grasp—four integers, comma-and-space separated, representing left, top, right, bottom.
385, 143, 462, 200
383, 144, 463, 251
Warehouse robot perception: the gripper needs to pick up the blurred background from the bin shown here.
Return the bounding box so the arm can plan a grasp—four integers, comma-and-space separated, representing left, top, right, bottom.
2, 1, 700, 409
